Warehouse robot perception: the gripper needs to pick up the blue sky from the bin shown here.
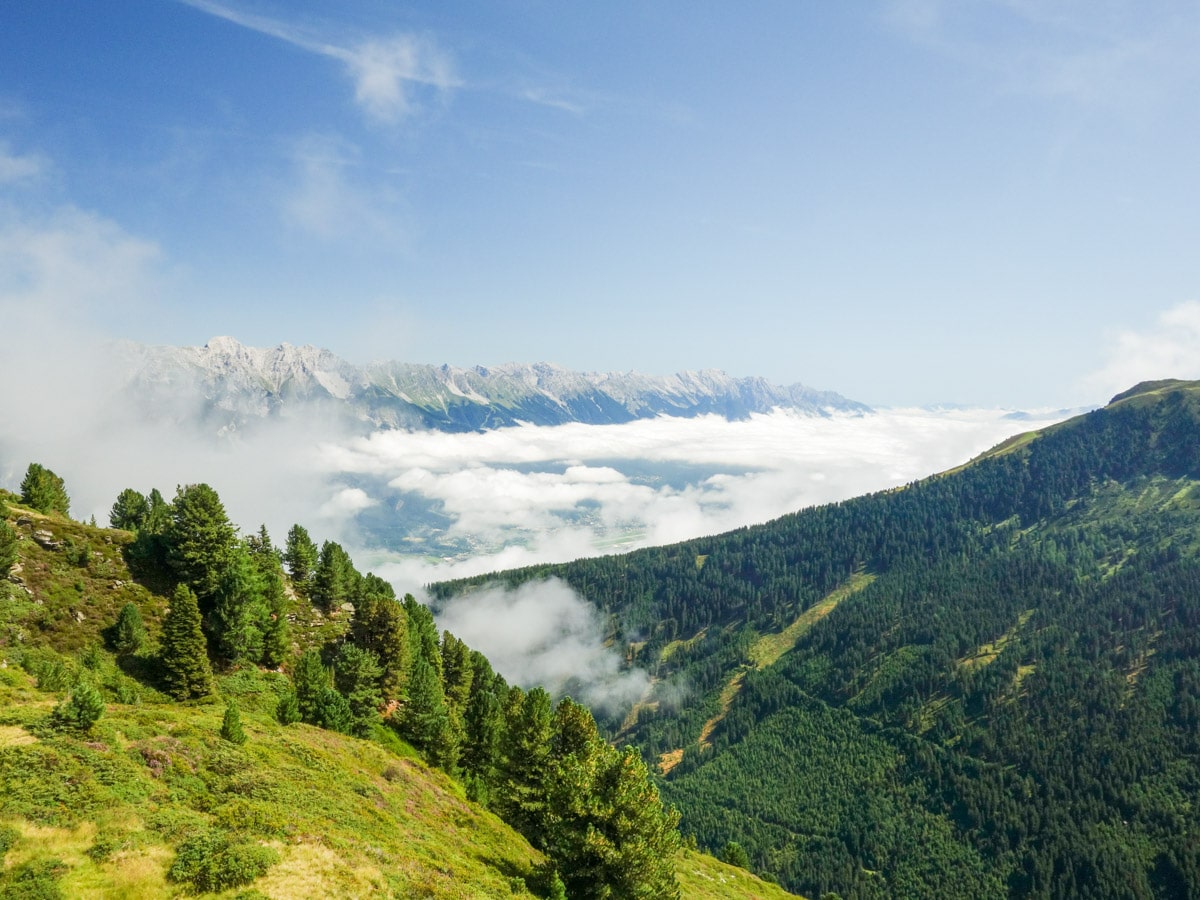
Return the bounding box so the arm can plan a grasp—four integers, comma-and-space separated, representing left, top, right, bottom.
2, 0, 1199, 406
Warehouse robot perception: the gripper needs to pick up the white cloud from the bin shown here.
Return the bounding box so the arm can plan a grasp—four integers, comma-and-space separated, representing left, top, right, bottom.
435, 578, 649, 713
1083, 300, 1200, 399
324, 405, 1074, 584
0, 143, 45, 184
180, 0, 457, 125
319, 486, 378, 519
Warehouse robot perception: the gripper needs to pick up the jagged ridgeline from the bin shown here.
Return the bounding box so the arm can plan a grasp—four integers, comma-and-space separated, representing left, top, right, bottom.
0, 475, 797, 897
432, 379, 1200, 899
116, 336, 869, 433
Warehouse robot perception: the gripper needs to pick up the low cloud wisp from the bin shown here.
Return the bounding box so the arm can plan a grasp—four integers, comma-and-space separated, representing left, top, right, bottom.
434, 578, 649, 713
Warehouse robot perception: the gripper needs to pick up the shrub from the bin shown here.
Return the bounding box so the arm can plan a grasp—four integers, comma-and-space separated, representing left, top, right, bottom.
49, 680, 105, 732
0, 857, 68, 898
275, 692, 300, 725
168, 830, 279, 893
0, 824, 19, 859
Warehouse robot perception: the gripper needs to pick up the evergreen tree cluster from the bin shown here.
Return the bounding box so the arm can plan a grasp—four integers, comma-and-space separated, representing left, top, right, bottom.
103, 480, 682, 897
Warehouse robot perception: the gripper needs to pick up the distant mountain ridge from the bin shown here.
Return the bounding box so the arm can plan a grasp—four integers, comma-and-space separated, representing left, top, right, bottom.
116, 336, 870, 432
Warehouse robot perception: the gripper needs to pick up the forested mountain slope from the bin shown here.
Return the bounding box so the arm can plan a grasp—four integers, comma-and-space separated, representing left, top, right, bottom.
0, 484, 797, 898
432, 379, 1200, 898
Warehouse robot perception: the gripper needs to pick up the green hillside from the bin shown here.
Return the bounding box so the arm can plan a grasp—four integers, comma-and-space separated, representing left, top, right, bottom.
0, 492, 800, 898
432, 380, 1200, 898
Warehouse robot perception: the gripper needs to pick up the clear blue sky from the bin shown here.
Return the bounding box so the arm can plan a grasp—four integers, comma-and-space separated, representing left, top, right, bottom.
1, 0, 1198, 406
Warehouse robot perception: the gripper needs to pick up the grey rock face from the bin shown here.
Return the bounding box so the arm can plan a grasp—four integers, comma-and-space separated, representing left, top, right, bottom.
116, 337, 870, 433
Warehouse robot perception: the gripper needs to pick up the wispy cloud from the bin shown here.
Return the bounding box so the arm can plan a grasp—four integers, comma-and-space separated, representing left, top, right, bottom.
883, 0, 1200, 110
282, 134, 407, 242
179, 0, 458, 125
1083, 300, 1200, 400
436, 578, 649, 713
0, 142, 46, 184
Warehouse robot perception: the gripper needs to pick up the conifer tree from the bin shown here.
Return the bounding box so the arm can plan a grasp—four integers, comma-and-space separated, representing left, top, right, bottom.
497, 686, 553, 843
398, 653, 451, 758
209, 545, 268, 663
311, 540, 358, 613
441, 631, 474, 713
130, 488, 172, 570
109, 488, 149, 530
160, 585, 213, 700
403, 595, 443, 680
168, 483, 238, 603
350, 578, 409, 701
50, 679, 105, 732
220, 701, 247, 745
332, 643, 383, 738
461, 685, 504, 802
111, 602, 147, 655
275, 691, 301, 725
283, 524, 319, 595
315, 688, 354, 734
20, 463, 70, 515
261, 567, 291, 669
292, 649, 328, 725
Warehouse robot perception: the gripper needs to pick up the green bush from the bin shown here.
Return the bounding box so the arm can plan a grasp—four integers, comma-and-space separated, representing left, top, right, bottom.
0, 857, 67, 899
0, 824, 19, 859
275, 692, 300, 725
49, 680, 105, 732
167, 830, 279, 893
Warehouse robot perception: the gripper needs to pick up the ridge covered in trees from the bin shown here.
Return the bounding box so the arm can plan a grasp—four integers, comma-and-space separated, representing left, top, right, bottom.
433, 380, 1200, 898
0, 473, 690, 898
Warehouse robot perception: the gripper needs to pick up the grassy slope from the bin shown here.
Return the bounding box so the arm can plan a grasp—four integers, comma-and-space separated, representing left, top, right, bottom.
0, 493, 800, 899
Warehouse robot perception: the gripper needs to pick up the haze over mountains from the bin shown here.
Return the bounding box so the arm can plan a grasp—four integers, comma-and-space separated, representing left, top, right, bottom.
117, 336, 870, 434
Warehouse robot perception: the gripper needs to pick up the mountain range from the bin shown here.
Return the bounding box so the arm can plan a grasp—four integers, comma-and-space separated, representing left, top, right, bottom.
116, 336, 870, 433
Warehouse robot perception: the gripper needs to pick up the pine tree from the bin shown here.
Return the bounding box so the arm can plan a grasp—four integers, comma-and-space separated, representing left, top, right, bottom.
332, 643, 382, 738
130, 488, 172, 571
209, 545, 268, 663
220, 701, 247, 745
50, 679, 105, 731
160, 584, 213, 700
168, 484, 238, 603
283, 524, 319, 595
441, 631, 474, 713
461, 685, 504, 801
19, 463, 70, 516
275, 692, 301, 725
109, 488, 149, 530
292, 650, 328, 725
311, 541, 359, 613
350, 577, 409, 701
261, 567, 291, 669
398, 653, 450, 759
111, 602, 147, 655
497, 686, 553, 843
315, 688, 354, 734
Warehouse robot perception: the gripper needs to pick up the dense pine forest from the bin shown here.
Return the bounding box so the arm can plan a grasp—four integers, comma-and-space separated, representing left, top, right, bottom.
433, 379, 1200, 898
